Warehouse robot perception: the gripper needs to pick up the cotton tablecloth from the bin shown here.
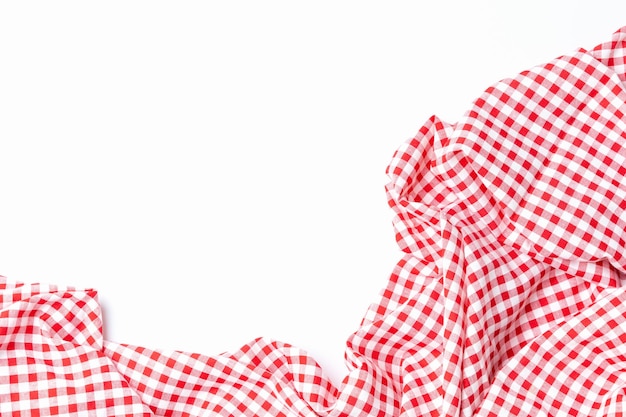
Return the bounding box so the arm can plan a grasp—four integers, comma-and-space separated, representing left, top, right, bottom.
2, 27, 626, 416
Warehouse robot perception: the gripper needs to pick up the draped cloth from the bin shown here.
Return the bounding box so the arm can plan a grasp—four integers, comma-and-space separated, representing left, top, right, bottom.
2, 27, 626, 416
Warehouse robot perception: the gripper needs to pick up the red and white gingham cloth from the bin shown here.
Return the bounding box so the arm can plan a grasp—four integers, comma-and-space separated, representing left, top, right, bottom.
2, 27, 626, 416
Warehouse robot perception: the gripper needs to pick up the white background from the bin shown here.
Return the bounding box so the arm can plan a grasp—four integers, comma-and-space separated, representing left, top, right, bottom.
0, 1, 624, 387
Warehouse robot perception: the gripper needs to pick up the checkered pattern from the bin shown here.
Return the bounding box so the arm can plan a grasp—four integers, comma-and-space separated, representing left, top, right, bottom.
2, 26, 626, 416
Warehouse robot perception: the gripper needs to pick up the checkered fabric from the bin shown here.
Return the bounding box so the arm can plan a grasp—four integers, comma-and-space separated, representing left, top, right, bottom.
2, 26, 626, 416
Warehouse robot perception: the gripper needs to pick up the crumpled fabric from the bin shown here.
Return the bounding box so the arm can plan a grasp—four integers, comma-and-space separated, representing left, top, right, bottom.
2, 27, 626, 416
